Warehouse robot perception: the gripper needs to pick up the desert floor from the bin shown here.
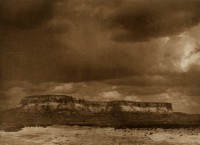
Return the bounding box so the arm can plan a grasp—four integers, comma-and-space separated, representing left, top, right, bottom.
0, 126, 200, 145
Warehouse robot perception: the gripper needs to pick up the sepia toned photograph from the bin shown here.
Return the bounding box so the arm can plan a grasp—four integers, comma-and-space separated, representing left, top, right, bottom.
0, 0, 200, 144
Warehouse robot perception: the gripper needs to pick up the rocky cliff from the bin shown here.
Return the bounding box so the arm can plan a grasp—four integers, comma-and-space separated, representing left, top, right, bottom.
20, 95, 173, 114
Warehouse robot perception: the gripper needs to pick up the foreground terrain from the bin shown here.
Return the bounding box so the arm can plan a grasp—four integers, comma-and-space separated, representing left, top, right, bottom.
0, 126, 200, 145
1, 95, 200, 144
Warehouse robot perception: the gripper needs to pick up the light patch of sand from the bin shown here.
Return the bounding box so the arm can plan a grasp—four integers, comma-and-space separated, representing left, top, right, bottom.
149, 133, 200, 144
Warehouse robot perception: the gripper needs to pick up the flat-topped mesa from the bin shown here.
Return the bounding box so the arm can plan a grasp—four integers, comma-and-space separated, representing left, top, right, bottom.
110, 101, 173, 113
20, 95, 173, 113
20, 95, 75, 106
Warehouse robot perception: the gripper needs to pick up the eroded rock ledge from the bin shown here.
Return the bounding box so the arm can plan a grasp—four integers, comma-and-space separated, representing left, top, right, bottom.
20, 95, 173, 114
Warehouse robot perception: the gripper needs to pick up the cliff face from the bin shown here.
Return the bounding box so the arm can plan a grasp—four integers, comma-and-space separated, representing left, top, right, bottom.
20, 95, 173, 114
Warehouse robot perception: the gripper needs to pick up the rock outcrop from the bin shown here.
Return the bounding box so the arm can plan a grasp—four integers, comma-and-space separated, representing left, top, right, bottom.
20, 95, 173, 114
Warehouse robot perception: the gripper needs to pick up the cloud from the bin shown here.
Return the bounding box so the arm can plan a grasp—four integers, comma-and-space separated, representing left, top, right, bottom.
124, 95, 140, 102
1, 0, 200, 84
0, 0, 56, 29
185, 43, 200, 59
106, 0, 200, 42
99, 91, 122, 101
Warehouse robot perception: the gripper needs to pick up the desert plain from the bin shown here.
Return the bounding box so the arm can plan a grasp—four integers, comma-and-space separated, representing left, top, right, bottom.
0, 125, 200, 145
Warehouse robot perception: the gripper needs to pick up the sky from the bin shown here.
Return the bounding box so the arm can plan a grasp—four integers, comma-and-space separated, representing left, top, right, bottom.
0, 0, 200, 113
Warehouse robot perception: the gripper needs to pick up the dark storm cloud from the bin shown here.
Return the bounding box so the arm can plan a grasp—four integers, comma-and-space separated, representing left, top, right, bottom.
0, 0, 56, 29
107, 0, 200, 42
0, 0, 70, 83
0, 0, 199, 83
0, 28, 67, 83
2, 0, 200, 84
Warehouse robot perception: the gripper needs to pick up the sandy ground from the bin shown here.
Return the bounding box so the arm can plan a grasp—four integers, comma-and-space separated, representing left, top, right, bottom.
0, 126, 200, 145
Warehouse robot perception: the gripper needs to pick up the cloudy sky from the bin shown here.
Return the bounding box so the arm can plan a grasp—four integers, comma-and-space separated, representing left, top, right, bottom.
0, 0, 200, 113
